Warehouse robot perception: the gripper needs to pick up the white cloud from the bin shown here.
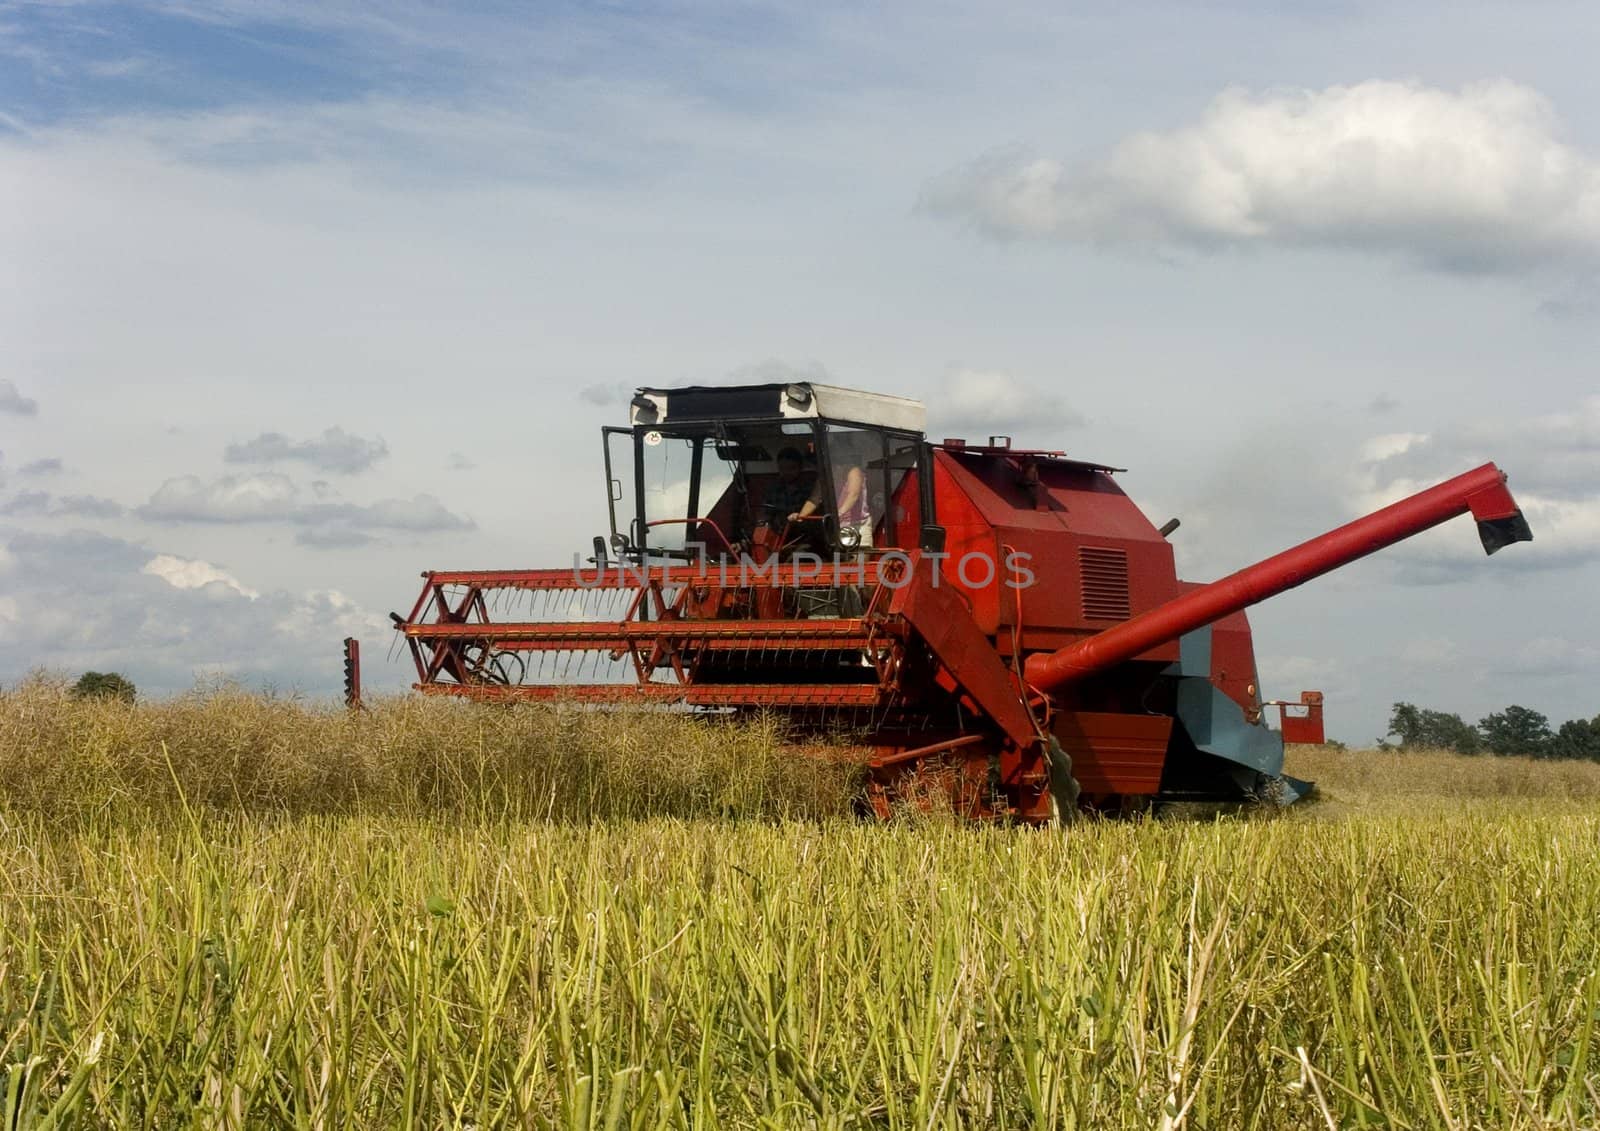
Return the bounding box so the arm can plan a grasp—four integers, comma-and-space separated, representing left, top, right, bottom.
224, 426, 389, 474
928, 368, 1084, 438
0, 491, 50, 516
0, 379, 38, 416
1510, 493, 1600, 565
1478, 397, 1600, 502
142, 554, 260, 599
61, 496, 124, 519
137, 473, 473, 544
1255, 653, 1358, 703
1491, 636, 1600, 677
1360, 432, 1430, 463
272, 588, 371, 641
0, 530, 393, 694
1396, 636, 1459, 667
924, 79, 1600, 274
19, 458, 63, 476
1, 491, 124, 518
351, 495, 472, 531
293, 524, 377, 549
143, 473, 300, 522
1357, 397, 1600, 503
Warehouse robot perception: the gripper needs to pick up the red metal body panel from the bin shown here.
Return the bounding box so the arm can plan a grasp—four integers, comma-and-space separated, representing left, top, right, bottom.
922, 456, 1001, 631
883, 468, 923, 548
885, 553, 1038, 754
924, 450, 1185, 665
1276, 692, 1326, 745
1052, 712, 1173, 795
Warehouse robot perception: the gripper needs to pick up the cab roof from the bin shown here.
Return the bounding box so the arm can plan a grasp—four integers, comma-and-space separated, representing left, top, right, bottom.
630, 382, 926, 434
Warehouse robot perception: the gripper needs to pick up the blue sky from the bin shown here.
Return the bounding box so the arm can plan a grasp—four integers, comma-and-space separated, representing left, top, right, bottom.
4, 0, 1600, 742
3, 4, 374, 120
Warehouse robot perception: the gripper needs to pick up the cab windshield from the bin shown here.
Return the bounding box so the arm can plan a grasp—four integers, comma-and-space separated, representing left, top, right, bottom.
603, 419, 918, 561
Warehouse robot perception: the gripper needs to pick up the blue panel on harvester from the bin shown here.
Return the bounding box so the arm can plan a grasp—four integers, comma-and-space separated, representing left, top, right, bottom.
1176, 678, 1281, 772
1174, 669, 1313, 803
1166, 627, 1213, 679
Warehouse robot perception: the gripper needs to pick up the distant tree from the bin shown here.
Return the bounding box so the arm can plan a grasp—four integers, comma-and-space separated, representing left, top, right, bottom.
1385, 702, 1483, 754
1478, 705, 1553, 757
70, 671, 136, 703
1547, 716, 1600, 762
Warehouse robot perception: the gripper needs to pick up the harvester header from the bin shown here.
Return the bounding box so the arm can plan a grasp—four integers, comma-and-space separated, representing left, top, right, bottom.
389, 380, 1532, 820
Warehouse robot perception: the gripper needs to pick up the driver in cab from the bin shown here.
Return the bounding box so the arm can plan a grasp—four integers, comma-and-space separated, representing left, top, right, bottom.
726, 447, 821, 557
763, 447, 820, 530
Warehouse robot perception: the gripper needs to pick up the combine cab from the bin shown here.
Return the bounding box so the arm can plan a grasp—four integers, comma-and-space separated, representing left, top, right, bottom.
388, 381, 1532, 820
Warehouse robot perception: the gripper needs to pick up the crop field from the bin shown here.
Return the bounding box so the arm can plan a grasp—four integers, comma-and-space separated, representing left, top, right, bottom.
4, 684, 1600, 1128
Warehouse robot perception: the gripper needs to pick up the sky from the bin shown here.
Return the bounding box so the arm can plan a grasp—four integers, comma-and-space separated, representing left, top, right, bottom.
3, 0, 1598, 743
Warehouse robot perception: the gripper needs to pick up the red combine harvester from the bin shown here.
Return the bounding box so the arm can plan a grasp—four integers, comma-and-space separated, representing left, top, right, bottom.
385, 382, 1532, 820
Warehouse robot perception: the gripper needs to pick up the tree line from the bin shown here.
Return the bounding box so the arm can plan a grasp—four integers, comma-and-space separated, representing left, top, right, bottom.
70, 671, 137, 702
1383, 702, 1600, 760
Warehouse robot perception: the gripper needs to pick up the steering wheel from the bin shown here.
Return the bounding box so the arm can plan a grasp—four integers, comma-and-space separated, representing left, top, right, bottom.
776, 514, 829, 554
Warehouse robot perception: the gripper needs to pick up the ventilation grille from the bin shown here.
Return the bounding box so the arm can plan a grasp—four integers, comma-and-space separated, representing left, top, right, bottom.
1080, 546, 1131, 621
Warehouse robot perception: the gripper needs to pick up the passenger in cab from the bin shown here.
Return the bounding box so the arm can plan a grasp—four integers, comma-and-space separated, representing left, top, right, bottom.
790, 460, 871, 548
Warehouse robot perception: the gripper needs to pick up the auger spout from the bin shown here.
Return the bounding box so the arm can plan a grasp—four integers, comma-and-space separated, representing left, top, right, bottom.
1023, 462, 1531, 694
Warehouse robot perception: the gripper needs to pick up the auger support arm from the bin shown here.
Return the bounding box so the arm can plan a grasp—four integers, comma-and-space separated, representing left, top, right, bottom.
1024, 462, 1531, 694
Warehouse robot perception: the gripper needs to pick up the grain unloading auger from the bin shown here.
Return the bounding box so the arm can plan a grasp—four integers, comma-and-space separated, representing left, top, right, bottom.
386, 382, 1532, 821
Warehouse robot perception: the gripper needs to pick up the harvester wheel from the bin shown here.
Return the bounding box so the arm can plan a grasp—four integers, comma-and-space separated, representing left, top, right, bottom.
1044, 737, 1081, 825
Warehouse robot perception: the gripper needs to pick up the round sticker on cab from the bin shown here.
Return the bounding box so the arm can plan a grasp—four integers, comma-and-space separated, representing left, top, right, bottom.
644, 431, 663, 446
